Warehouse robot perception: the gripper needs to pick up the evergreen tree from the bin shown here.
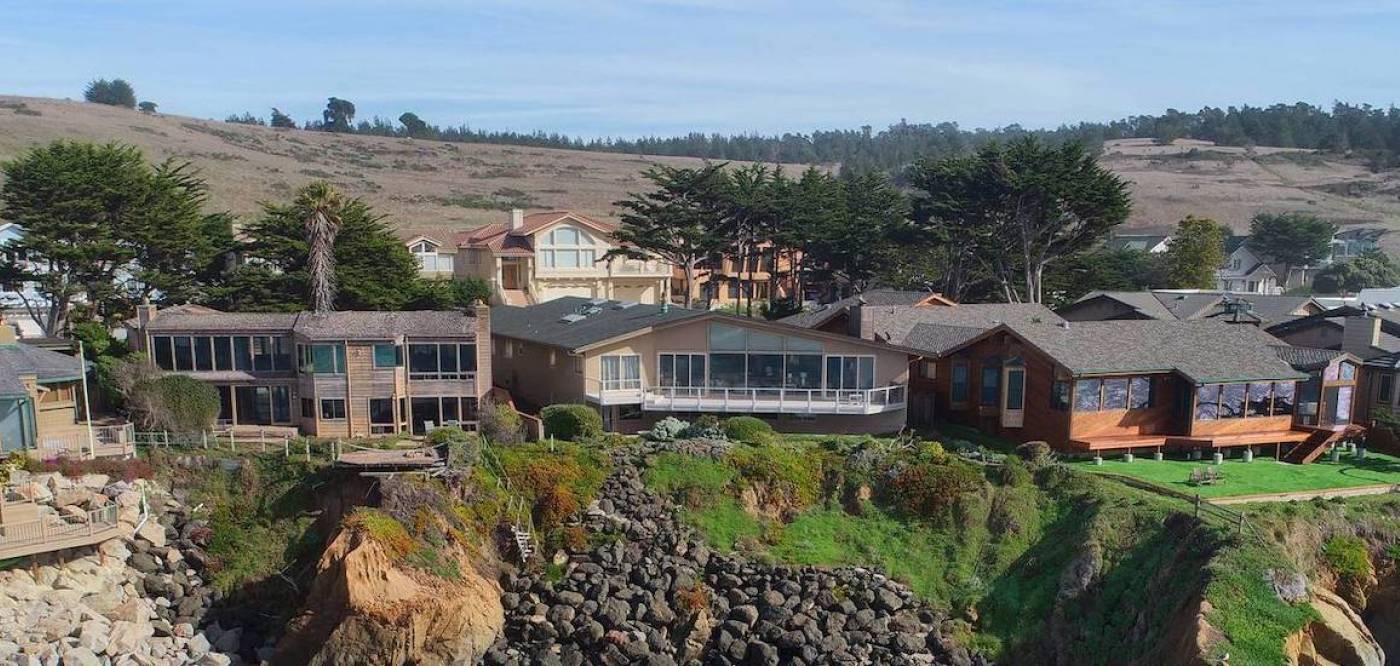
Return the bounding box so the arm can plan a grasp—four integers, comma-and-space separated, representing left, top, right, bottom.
606, 164, 728, 308
907, 138, 1131, 303
137, 101, 157, 114
1312, 250, 1400, 294
269, 108, 296, 129
1246, 212, 1336, 288
83, 78, 137, 108
224, 187, 420, 311
1163, 215, 1229, 289
0, 142, 221, 334
399, 112, 430, 138
321, 97, 356, 133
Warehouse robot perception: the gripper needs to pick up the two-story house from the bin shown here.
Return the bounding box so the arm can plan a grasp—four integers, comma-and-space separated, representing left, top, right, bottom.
399, 210, 672, 307
134, 304, 491, 437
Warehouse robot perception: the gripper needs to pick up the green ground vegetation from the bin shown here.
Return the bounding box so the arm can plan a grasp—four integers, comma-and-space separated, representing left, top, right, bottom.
641, 438, 1249, 662
169, 455, 326, 609
1075, 451, 1400, 498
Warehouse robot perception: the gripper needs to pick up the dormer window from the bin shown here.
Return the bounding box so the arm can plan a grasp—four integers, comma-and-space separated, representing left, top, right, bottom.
410, 241, 437, 254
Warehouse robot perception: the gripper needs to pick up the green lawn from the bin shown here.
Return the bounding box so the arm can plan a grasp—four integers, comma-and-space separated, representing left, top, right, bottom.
1075, 451, 1400, 498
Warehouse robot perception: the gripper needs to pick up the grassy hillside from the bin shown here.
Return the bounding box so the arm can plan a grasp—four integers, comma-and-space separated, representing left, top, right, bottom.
638, 439, 1315, 664
2, 96, 1399, 246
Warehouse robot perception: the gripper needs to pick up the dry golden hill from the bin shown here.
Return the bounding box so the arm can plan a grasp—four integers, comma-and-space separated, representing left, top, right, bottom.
2, 95, 1399, 248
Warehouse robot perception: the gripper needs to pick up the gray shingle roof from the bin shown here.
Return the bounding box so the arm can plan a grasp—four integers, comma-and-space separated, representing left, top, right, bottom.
998, 320, 1305, 384
293, 311, 477, 340
491, 297, 708, 351
1271, 345, 1346, 372
779, 290, 943, 329
144, 310, 478, 340
1064, 291, 1319, 324
863, 303, 1063, 354
0, 343, 84, 397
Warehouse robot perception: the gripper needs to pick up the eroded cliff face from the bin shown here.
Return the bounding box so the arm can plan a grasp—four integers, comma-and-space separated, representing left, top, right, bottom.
273, 529, 503, 666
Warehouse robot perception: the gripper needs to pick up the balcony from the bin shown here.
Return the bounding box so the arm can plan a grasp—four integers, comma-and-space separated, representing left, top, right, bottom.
585, 379, 907, 415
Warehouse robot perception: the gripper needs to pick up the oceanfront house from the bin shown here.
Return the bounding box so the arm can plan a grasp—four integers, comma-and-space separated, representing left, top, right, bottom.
490, 297, 916, 434
674, 244, 800, 310
925, 320, 1359, 462
134, 304, 492, 437
0, 320, 131, 458
1267, 307, 1400, 426
780, 294, 1063, 428
0, 222, 56, 339
1057, 290, 1324, 326
397, 210, 672, 307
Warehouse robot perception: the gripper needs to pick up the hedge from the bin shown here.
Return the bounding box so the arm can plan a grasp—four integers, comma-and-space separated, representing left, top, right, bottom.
723, 416, 775, 445
540, 404, 604, 441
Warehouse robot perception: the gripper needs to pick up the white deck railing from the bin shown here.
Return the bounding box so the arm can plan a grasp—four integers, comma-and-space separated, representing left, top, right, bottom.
36, 423, 136, 459
585, 378, 907, 415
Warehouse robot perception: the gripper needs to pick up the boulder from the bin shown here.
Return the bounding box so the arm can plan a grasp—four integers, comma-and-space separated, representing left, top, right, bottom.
135, 521, 166, 548
105, 620, 155, 656
1287, 586, 1385, 666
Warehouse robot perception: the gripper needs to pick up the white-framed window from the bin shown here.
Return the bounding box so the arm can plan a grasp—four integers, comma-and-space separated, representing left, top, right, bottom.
410, 240, 437, 254
600, 354, 641, 391
537, 224, 600, 270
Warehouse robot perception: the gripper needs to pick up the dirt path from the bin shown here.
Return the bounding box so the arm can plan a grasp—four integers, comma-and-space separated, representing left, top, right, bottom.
1210, 483, 1400, 505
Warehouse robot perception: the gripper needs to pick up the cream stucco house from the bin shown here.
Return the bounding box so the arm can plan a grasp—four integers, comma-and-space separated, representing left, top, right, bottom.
401, 210, 672, 307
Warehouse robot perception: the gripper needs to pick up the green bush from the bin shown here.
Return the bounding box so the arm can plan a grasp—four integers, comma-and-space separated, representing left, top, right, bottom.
723, 416, 775, 445
131, 374, 220, 433
479, 399, 523, 444
427, 427, 479, 468
643, 416, 689, 442
1323, 535, 1372, 580
540, 404, 603, 441
887, 460, 986, 518
1014, 441, 1052, 464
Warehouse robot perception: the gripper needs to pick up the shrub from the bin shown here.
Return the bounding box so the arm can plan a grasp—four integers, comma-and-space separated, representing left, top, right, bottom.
643, 416, 690, 442
128, 374, 221, 433
346, 508, 414, 559
682, 414, 725, 440
994, 457, 1032, 487
1014, 441, 1052, 464
887, 460, 985, 518
540, 404, 604, 441
727, 444, 823, 508
427, 426, 479, 468
723, 416, 775, 445
479, 399, 523, 444
1323, 535, 1372, 581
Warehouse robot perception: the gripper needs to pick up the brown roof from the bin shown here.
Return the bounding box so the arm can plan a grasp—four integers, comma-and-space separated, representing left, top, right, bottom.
144, 309, 477, 340
509, 211, 616, 237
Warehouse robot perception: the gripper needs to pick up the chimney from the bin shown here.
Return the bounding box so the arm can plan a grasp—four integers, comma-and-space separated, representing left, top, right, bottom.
849, 300, 876, 341
510, 209, 524, 231
136, 297, 158, 330
471, 302, 492, 398
1342, 314, 1382, 357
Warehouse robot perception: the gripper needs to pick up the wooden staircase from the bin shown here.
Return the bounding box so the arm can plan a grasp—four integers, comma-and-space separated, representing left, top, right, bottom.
1283, 426, 1362, 464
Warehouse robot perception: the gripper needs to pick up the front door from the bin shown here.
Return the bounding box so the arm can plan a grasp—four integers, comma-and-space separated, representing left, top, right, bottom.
1001, 366, 1026, 428
502, 262, 522, 290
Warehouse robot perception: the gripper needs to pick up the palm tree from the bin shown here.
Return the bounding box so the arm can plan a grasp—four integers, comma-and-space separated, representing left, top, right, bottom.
297, 182, 344, 313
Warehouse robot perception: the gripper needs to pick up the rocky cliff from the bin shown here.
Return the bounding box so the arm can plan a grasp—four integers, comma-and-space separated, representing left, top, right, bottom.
274, 521, 503, 665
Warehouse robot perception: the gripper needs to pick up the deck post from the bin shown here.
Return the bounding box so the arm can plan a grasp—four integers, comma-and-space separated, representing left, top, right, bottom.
304, 440, 311, 463
1194, 495, 1201, 519
260, 430, 267, 453
283, 439, 289, 458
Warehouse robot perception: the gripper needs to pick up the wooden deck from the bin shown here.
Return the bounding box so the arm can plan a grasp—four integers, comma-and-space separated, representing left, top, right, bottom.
0, 503, 124, 560
1070, 429, 1325, 453
334, 445, 445, 474
1068, 434, 1170, 452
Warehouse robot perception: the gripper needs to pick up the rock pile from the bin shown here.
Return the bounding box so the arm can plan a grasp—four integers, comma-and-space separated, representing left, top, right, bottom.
0, 475, 259, 665
482, 444, 981, 665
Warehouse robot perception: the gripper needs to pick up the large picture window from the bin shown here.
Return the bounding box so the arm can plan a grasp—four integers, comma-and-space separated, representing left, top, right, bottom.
659, 353, 706, 389
1195, 381, 1297, 420
826, 356, 874, 391
301, 343, 347, 374
1074, 376, 1155, 412
373, 344, 402, 368
152, 335, 289, 373
408, 343, 477, 379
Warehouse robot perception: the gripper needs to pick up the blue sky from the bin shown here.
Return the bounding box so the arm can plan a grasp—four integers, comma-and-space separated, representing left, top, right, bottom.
3, 1, 1397, 138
